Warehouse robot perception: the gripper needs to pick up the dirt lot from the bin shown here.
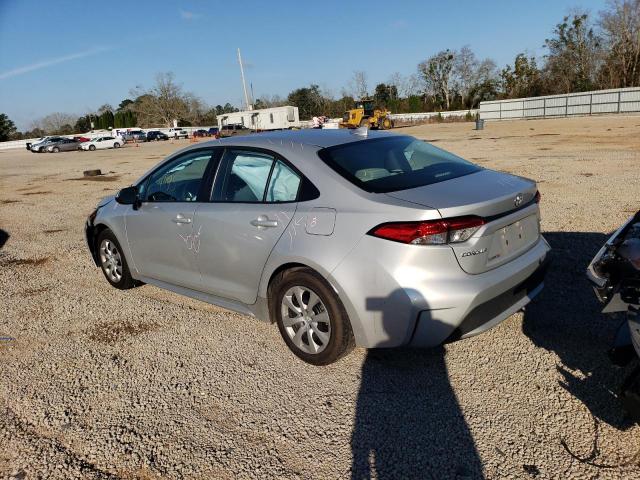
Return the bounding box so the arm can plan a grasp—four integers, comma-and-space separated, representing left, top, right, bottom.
1, 116, 640, 479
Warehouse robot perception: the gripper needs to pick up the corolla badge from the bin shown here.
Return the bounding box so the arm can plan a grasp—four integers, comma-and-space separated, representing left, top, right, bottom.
461, 248, 487, 257
514, 193, 524, 207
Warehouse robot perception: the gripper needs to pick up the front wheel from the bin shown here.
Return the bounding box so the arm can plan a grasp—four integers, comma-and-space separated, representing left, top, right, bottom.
52, 147, 59, 153
89, 144, 96, 151
113, 142, 120, 148
272, 268, 354, 365
96, 229, 137, 289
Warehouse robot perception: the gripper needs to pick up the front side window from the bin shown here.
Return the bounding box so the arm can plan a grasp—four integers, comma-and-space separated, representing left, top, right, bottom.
318, 136, 481, 193
143, 150, 213, 202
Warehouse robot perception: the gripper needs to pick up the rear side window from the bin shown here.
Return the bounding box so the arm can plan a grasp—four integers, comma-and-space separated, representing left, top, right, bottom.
266, 160, 301, 202
318, 136, 481, 193
215, 150, 274, 202
212, 150, 305, 203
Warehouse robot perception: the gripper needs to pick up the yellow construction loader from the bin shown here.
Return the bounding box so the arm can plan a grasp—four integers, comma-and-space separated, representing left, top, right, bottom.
340, 99, 394, 130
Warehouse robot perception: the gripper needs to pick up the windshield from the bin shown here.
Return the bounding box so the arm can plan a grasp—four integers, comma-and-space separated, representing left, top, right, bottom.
318, 136, 481, 193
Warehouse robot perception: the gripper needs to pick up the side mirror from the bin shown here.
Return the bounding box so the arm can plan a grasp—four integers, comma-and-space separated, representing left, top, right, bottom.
116, 186, 138, 206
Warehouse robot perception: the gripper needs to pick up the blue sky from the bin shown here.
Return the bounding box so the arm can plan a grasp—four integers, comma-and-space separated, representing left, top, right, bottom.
0, 0, 609, 130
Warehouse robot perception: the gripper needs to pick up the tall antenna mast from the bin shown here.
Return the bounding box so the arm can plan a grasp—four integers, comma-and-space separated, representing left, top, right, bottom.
237, 48, 252, 110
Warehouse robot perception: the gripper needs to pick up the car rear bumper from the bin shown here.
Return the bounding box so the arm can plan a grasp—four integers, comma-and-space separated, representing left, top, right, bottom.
330, 234, 550, 348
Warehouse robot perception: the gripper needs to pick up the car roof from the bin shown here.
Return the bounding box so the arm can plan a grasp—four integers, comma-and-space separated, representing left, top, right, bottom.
202, 128, 400, 149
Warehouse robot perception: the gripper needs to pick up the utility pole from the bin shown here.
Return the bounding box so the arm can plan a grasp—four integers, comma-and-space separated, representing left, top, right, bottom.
237, 48, 252, 111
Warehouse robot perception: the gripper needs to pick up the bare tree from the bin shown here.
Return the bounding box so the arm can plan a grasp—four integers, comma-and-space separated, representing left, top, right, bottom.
130, 72, 198, 127
453, 46, 478, 108
599, 0, 640, 87
404, 73, 422, 96
350, 71, 369, 99
32, 112, 78, 134
387, 72, 420, 98
419, 50, 455, 109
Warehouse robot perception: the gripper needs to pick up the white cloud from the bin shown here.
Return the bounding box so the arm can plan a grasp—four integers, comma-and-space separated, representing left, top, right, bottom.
0, 46, 110, 81
180, 10, 202, 20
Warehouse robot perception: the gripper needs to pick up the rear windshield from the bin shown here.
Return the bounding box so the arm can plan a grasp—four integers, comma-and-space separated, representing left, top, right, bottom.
318, 136, 481, 193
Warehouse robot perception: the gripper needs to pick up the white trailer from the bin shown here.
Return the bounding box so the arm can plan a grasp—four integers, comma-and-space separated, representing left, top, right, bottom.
217, 106, 300, 131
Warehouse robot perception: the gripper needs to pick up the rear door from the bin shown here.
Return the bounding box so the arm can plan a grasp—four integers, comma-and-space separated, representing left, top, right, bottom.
193, 148, 300, 303
126, 148, 217, 289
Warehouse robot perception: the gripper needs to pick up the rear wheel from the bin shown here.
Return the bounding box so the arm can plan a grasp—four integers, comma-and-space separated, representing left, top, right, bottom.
113, 142, 120, 148
96, 229, 136, 289
52, 147, 59, 153
272, 268, 354, 365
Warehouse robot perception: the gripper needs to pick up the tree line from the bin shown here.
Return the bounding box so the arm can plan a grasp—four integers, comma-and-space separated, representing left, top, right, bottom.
1, 0, 639, 140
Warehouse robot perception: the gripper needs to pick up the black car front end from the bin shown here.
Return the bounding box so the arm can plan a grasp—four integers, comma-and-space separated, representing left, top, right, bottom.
587, 210, 640, 419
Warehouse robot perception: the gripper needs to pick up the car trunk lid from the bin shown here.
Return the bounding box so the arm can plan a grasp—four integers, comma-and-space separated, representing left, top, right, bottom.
385, 170, 541, 274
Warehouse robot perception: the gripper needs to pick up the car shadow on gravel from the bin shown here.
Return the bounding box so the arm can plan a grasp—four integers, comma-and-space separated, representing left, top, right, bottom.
522, 231, 636, 430
0, 229, 8, 250
351, 291, 483, 479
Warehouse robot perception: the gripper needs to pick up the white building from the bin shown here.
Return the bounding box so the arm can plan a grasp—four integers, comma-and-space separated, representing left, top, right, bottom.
217, 106, 300, 131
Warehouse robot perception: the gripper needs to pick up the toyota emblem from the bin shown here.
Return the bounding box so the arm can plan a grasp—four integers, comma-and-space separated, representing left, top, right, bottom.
514, 193, 524, 207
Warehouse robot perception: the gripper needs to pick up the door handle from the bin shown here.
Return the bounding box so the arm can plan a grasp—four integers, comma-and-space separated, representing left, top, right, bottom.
172, 214, 192, 224
250, 215, 278, 228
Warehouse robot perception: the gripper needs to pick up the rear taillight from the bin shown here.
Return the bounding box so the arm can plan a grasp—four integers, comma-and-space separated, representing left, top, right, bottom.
369, 216, 485, 245
534, 191, 541, 203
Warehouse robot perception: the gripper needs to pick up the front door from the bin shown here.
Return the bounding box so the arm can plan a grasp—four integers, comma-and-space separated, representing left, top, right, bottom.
126, 149, 216, 290
194, 149, 301, 304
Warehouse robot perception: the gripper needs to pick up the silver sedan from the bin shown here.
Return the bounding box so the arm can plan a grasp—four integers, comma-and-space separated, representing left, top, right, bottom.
85, 129, 550, 365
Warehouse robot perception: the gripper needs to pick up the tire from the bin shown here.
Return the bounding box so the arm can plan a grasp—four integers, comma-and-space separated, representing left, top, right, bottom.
52, 147, 59, 153
96, 229, 136, 290
113, 142, 120, 148
39, 147, 45, 153
89, 144, 96, 151
271, 267, 354, 365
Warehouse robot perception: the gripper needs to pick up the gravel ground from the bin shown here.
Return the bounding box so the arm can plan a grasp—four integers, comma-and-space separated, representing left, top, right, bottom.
1, 117, 640, 479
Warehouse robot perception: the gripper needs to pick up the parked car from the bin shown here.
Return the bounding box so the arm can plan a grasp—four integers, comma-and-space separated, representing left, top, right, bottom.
167, 127, 188, 139
219, 124, 250, 137
193, 129, 209, 137
587, 210, 640, 419
26, 136, 53, 151
46, 138, 80, 152
123, 131, 147, 143
146, 131, 169, 141
81, 136, 123, 151
73, 136, 91, 143
85, 129, 549, 365
30, 137, 66, 153
208, 127, 219, 136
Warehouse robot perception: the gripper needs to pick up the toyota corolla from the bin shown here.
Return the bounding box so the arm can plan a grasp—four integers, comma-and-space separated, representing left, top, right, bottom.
85, 129, 550, 365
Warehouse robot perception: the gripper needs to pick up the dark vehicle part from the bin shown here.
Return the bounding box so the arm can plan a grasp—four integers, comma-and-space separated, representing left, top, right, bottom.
587, 211, 640, 420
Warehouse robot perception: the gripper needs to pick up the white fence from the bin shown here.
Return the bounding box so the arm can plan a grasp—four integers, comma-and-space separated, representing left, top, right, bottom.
480, 87, 640, 121
389, 109, 477, 122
